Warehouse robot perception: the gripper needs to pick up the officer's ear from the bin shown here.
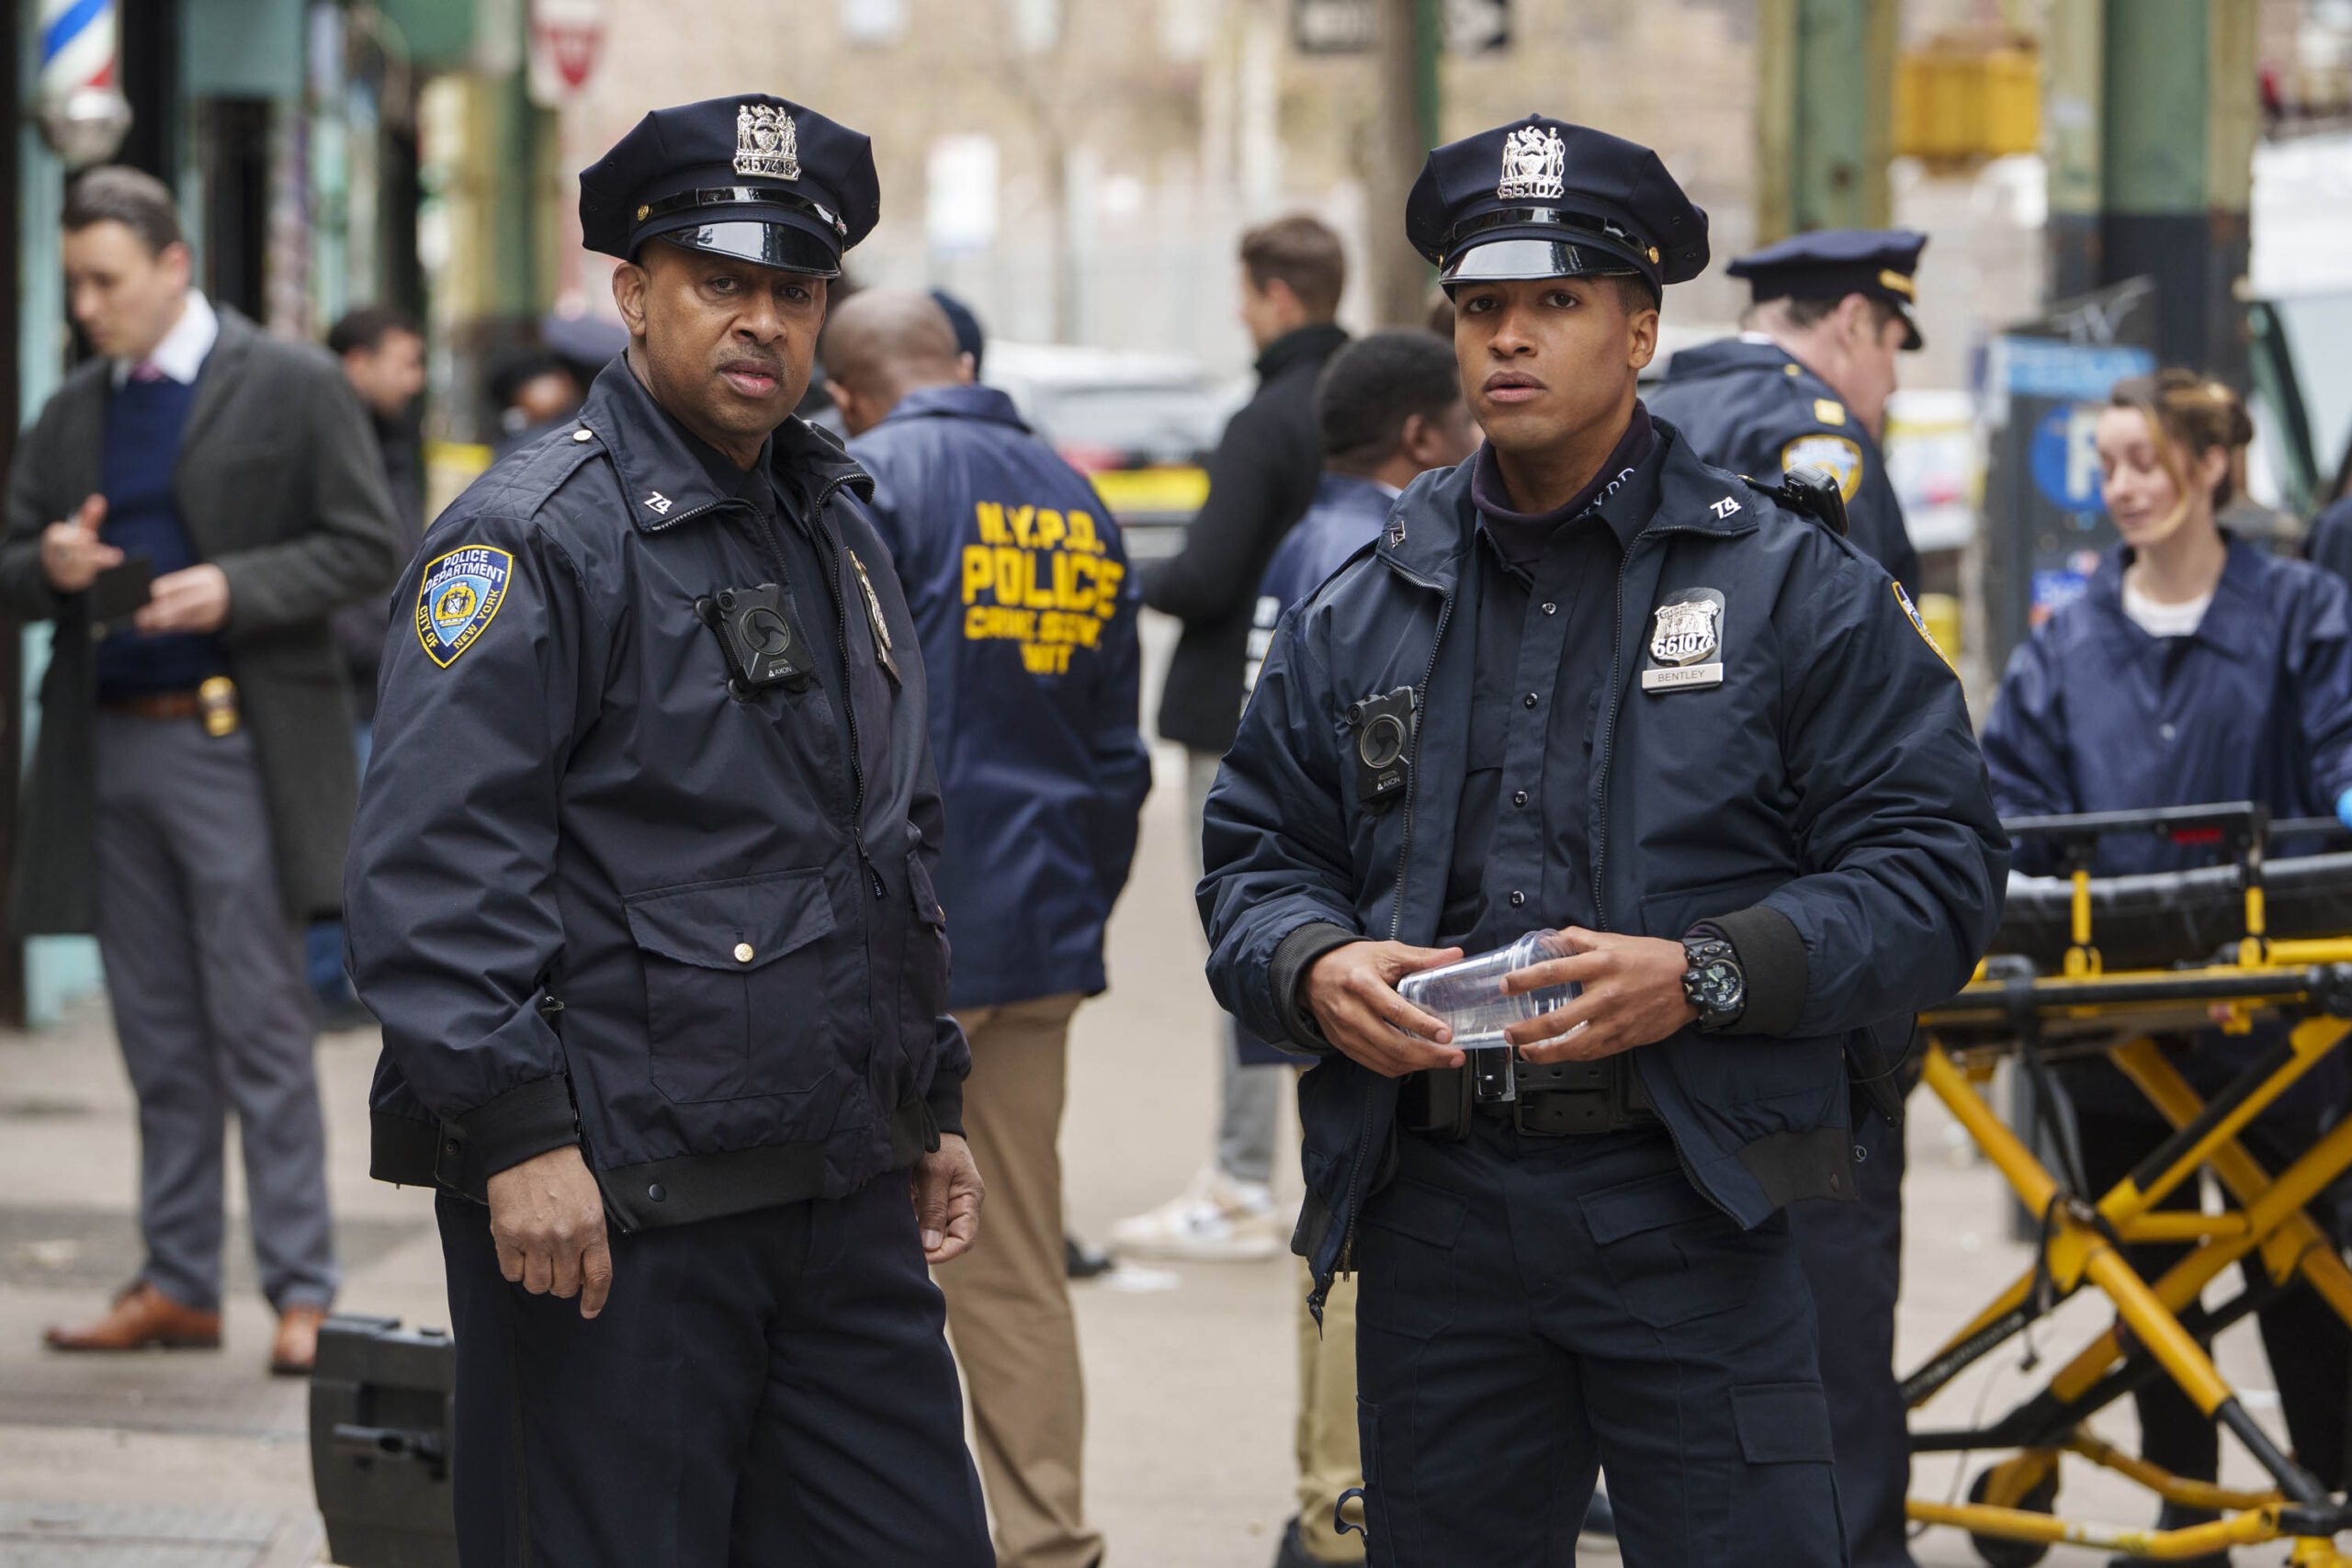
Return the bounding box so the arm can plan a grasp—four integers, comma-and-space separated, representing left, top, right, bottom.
956, 352, 977, 386
611, 261, 650, 340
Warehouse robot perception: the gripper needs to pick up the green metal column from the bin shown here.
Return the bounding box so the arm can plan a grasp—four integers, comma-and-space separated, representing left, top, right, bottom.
2045, 0, 2256, 383
1755, 0, 1897, 244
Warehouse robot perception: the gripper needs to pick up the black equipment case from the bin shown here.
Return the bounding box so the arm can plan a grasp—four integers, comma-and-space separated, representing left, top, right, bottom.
308, 1314, 459, 1568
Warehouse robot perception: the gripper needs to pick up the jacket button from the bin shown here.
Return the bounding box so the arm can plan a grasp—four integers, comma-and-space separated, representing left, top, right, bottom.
647, 1183, 666, 1202
571, 428, 592, 442
1513, 790, 1529, 807
1541, 602, 1557, 615
733, 942, 754, 963
1510, 891, 1526, 907
2160, 723, 2177, 740
1523, 693, 1538, 708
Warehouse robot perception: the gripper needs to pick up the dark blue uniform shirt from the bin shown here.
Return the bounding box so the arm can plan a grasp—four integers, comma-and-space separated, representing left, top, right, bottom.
1648, 337, 1920, 592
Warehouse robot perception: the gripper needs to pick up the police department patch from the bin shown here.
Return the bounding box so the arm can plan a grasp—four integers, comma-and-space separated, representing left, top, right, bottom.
414, 546, 513, 668
1781, 434, 1864, 503
1894, 582, 1956, 673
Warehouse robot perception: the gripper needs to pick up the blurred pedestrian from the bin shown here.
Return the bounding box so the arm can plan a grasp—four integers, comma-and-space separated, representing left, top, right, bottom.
828, 288, 1150, 1568
1203, 117, 2005, 1564
1648, 230, 1926, 593
1243, 329, 1477, 1568
1120, 213, 1350, 1261
2301, 444, 2352, 584
486, 345, 586, 460
1982, 370, 2352, 1562
350, 96, 991, 1564
8, 166, 401, 1374
1648, 227, 1932, 1568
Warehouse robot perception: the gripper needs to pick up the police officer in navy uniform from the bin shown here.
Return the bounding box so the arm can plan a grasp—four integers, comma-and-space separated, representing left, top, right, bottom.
346, 96, 992, 1566
1200, 117, 2007, 1565
1647, 228, 1934, 1568
1648, 230, 1927, 594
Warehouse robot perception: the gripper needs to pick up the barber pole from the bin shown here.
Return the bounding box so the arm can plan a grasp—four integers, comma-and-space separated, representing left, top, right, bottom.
38, 0, 132, 166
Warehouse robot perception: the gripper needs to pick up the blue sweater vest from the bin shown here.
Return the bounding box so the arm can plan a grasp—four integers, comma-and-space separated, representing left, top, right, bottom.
98, 374, 221, 697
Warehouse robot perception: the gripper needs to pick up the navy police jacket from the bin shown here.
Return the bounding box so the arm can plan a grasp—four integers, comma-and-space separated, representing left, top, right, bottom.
1983, 537, 2352, 876
1201, 424, 2005, 1295
849, 383, 1151, 1010
1649, 337, 1921, 592
1244, 473, 1396, 700
350, 359, 966, 1233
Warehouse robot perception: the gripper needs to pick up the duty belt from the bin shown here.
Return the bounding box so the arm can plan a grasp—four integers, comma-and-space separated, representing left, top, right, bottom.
1398, 1053, 1659, 1140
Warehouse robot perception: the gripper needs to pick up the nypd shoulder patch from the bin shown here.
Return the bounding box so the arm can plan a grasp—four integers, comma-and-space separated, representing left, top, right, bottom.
415, 545, 513, 668
1781, 433, 1864, 503
1893, 582, 1955, 673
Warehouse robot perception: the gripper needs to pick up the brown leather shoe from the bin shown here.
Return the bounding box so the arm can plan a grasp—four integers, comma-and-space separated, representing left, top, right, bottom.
45, 1282, 220, 1352
269, 1303, 328, 1377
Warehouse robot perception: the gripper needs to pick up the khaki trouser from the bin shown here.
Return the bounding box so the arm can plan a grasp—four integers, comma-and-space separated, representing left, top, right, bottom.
939, 993, 1102, 1568
1298, 1256, 1367, 1562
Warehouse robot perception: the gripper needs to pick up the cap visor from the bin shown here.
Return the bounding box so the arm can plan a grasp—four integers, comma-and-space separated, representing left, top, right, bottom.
638, 214, 841, 276
1440, 234, 1653, 288
1895, 303, 1924, 351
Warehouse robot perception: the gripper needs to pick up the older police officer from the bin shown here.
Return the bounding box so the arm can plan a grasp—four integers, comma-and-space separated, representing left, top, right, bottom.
1648, 230, 1928, 594
347, 96, 991, 1565
1202, 118, 2007, 1565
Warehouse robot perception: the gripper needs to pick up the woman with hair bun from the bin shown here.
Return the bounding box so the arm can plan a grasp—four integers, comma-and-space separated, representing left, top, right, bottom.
1981, 369, 2352, 1562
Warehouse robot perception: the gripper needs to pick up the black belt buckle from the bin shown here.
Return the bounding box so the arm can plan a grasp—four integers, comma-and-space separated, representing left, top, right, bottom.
1466, 1045, 1517, 1104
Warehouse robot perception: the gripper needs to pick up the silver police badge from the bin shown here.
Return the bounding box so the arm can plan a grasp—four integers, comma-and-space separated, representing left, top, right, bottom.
1497, 123, 1566, 201
1642, 588, 1726, 692
735, 103, 800, 181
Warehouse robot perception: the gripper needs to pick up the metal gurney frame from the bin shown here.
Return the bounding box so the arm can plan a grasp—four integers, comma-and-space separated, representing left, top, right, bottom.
1904, 803, 2352, 1565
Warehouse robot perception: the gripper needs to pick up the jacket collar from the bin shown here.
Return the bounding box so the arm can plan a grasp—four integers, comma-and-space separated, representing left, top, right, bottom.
581, 355, 872, 534
1253, 321, 1350, 383
1378, 420, 1757, 595
1659, 335, 1808, 388
2087, 532, 2271, 663
875, 382, 1028, 432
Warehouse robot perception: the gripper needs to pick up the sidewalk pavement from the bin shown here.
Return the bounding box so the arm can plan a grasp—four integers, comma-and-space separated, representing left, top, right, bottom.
0, 623, 2309, 1566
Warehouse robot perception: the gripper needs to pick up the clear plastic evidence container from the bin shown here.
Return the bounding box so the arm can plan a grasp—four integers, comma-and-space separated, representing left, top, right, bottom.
1395, 929, 1578, 1103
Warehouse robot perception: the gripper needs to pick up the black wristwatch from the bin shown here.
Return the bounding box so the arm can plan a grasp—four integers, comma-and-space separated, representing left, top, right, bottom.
1680, 930, 1746, 1032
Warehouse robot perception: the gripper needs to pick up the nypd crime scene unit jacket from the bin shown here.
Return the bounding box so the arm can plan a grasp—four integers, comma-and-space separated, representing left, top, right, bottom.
1200, 425, 2008, 1301
350, 359, 967, 1231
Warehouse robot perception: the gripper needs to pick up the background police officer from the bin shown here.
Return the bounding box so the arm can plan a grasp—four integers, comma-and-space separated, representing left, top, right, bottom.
1648, 230, 1928, 594
1199, 118, 2007, 1565
1646, 226, 1934, 1568
825, 287, 1153, 1568
347, 96, 992, 1565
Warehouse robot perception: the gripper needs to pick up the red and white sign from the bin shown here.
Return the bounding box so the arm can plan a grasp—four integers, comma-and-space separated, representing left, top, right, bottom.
528, 0, 606, 103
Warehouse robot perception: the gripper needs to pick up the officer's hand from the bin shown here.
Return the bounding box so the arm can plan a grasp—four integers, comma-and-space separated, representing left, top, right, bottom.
1303, 942, 1466, 1077
912, 1134, 984, 1265
135, 563, 230, 635
39, 494, 121, 592
485, 1145, 615, 1319
1500, 929, 1698, 1063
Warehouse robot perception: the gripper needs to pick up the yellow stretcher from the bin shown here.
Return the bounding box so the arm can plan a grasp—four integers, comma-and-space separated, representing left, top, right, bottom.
1904, 803, 2352, 1566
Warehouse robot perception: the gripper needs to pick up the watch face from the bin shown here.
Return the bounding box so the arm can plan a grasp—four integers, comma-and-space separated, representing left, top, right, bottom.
1698, 960, 1743, 1010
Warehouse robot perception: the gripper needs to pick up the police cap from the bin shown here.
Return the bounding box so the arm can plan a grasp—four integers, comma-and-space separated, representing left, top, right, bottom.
1406, 116, 1709, 297
578, 95, 879, 277
1728, 229, 1928, 350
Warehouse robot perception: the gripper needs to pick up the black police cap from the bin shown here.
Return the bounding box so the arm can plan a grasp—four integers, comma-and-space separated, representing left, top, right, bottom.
578, 95, 879, 277
1406, 116, 1708, 296
1728, 229, 1928, 350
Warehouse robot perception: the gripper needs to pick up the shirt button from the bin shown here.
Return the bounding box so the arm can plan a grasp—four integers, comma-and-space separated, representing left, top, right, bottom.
1523, 693, 1539, 708
2161, 723, 2177, 740
1541, 602, 1557, 615
1513, 790, 1529, 807
571, 428, 593, 443
1510, 891, 1526, 908
733, 942, 755, 964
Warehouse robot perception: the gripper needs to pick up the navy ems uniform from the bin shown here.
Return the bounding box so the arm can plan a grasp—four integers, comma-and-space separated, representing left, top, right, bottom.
347, 97, 990, 1567
1648, 228, 1930, 1568
1648, 230, 1926, 595
1200, 119, 2007, 1567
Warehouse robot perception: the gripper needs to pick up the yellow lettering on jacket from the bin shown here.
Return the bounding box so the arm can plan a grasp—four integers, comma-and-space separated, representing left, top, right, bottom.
958, 498, 1124, 669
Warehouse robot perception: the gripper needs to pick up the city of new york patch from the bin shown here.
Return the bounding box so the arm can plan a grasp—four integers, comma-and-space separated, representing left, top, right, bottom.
414, 546, 513, 668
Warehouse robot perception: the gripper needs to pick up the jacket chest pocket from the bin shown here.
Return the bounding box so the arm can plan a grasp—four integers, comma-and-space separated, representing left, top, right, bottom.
625, 869, 839, 1103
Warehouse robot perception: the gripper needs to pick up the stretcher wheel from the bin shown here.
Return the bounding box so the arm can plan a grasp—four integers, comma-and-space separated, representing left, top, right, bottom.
1965, 1465, 2058, 1568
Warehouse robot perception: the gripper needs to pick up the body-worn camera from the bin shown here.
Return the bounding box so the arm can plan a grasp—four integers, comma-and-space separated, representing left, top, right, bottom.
695, 583, 818, 697
1346, 685, 1419, 809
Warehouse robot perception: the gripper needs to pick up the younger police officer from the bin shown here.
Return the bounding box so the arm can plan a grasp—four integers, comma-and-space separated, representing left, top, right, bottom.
1201, 118, 2007, 1565
1648, 230, 1928, 593
347, 97, 992, 1565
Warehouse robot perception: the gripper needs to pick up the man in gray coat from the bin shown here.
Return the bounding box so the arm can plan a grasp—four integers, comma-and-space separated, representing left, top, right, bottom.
1, 167, 401, 1375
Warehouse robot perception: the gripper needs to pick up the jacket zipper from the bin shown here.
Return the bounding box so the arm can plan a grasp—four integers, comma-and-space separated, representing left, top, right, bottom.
754, 477, 887, 900
1329, 587, 1454, 1284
